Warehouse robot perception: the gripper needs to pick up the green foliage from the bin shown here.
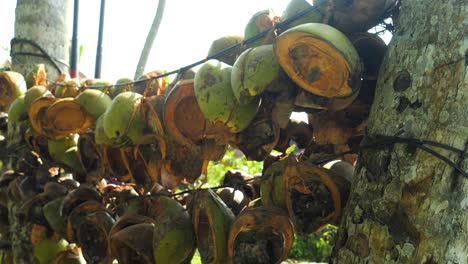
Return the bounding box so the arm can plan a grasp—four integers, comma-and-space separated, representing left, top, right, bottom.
288, 225, 338, 262
204, 146, 263, 187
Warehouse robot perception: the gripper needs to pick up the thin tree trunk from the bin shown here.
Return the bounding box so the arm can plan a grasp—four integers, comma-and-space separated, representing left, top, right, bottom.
333, 0, 467, 263
11, 0, 70, 82
134, 0, 166, 80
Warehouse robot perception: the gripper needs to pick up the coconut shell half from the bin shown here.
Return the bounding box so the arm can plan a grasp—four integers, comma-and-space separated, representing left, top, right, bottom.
0, 71, 27, 112
45, 98, 94, 139
274, 23, 362, 98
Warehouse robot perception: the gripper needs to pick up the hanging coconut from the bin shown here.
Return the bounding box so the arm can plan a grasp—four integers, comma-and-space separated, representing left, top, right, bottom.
312, 0, 398, 34
133, 70, 169, 96
274, 23, 362, 98
262, 156, 351, 234
47, 135, 78, 163
24, 85, 53, 111
102, 91, 142, 146
0, 71, 27, 112
75, 210, 115, 263
231, 44, 288, 103
294, 86, 360, 111
82, 79, 114, 95
7, 95, 27, 124
207, 35, 244, 65
45, 98, 94, 139
25, 64, 48, 88
33, 237, 69, 264
227, 206, 294, 264
348, 32, 387, 80
54, 79, 80, 98
194, 59, 260, 134
244, 9, 280, 48
189, 189, 235, 263
111, 77, 134, 97
233, 99, 281, 161
74, 88, 112, 120
148, 196, 196, 263
163, 79, 227, 160
109, 215, 156, 263
280, 0, 323, 31
28, 96, 57, 137
76, 131, 101, 175
94, 115, 113, 146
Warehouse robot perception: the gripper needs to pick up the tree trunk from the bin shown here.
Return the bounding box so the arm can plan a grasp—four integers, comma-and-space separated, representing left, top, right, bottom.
333, 0, 467, 263
11, 0, 70, 81
5, 1, 70, 263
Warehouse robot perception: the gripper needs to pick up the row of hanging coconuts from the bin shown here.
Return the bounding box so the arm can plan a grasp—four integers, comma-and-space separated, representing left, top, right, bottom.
0, 0, 394, 263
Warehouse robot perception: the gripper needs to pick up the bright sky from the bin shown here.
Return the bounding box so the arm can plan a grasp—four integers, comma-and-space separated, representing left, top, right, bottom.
1, 0, 291, 82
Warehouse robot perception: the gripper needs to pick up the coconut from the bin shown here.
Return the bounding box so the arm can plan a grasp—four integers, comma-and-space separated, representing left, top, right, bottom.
231, 45, 286, 102
274, 23, 362, 98
45, 98, 94, 139
281, 0, 323, 31
194, 60, 260, 134
207, 35, 244, 65
75, 89, 112, 119
0, 71, 27, 112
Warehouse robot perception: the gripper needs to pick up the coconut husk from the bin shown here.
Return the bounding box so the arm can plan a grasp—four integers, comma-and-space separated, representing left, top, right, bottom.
207, 35, 244, 65
274, 23, 362, 98
45, 98, 94, 139
28, 96, 57, 137
0, 71, 27, 112
312, 0, 398, 34
25, 64, 48, 88
133, 70, 168, 96
228, 206, 294, 264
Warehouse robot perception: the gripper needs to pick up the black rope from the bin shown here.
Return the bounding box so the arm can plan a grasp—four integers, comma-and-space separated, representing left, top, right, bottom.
313, 134, 468, 179
10, 38, 66, 74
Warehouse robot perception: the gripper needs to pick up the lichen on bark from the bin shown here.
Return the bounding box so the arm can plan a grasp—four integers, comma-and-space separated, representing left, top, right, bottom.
333, 0, 468, 263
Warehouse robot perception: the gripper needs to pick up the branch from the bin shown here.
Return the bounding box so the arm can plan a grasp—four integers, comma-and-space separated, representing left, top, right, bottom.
134, 0, 166, 79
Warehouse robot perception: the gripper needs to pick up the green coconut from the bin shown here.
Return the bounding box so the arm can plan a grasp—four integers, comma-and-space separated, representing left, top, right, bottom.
24, 85, 53, 111
281, 0, 323, 31
231, 44, 284, 102
189, 189, 235, 263
54, 79, 80, 98
47, 135, 79, 163
274, 23, 362, 98
102, 91, 149, 146
75, 89, 112, 119
207, 35, 244, 65
0, 71, 27, 112
152, 196, 196, 263
33, 238, 68, 264
244, 9, 278, 48
61, 147, 86, 175
7, 95, 27, 123
111, 78, 134, 97
94, 114, 113, 145
194, 60, 260, 133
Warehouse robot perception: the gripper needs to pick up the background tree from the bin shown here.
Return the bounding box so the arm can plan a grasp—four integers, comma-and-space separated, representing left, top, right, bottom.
333, 0, 467, 263
11, 0, 70, 81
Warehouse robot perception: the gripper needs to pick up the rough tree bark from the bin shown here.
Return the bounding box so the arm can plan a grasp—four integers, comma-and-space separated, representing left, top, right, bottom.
333, 0, 467, 263
5, 1, 70, 263
11, 0, 70, 81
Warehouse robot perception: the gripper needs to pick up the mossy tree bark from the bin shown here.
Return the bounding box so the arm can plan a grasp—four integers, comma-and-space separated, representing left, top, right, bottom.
333, 0, 467, 263
11, 0, 70, 81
